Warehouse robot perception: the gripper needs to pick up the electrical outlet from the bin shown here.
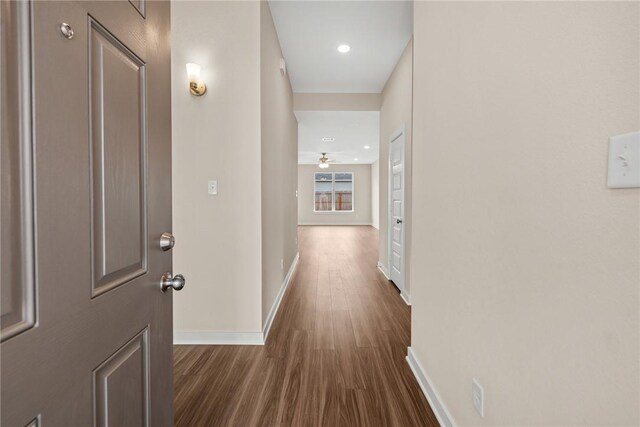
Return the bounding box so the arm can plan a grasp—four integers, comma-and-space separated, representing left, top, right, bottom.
472, 378, 484, 417
207, 180, 218, 195
280, 259, 284, 270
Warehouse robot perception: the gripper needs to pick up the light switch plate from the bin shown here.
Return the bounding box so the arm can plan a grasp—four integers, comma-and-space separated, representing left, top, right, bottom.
207, 180, 218, 195
608, 131, 640, 188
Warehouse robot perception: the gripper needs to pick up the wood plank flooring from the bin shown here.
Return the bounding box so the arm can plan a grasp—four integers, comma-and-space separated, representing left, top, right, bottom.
174, 226, 438, 426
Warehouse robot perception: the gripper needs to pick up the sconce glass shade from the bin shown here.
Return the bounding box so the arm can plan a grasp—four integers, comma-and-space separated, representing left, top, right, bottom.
186, 63, 200, 80
186, 63, 206, 96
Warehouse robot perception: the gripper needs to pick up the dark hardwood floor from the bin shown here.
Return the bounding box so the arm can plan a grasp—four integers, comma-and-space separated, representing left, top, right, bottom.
174, 226, 438, 426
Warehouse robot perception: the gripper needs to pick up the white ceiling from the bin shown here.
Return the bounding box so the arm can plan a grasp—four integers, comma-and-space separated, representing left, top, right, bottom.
296, 111, 379, 165
268, 1, 413, 93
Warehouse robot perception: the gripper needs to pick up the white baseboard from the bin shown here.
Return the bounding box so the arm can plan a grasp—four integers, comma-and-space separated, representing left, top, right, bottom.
400, 290, 412, 306
298, 222, 373, 226
406, 347, 456, 427
174, 331, 264, 345
262, 252, 299, 342
377, 262, 390, 280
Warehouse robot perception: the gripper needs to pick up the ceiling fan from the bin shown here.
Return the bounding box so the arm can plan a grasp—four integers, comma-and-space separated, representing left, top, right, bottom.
318, 152, 340, 169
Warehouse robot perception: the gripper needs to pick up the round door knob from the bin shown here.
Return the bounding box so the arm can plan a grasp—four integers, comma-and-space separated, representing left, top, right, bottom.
161, 272, 185, 292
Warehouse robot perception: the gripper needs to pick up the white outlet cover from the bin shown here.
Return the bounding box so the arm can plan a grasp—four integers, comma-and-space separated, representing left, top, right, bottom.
472, 378, 484, 418
608, 131, 640, 188
207, 180, 218, 195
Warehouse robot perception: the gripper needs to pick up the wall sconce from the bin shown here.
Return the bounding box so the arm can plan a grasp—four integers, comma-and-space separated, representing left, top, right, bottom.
186, 63, 207, 96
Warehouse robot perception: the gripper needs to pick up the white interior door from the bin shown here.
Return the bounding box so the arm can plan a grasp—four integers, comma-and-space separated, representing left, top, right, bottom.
389, 129, 405, 291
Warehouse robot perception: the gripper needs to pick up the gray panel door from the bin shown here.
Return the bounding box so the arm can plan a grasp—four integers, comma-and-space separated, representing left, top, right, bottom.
1, 1, 174, 425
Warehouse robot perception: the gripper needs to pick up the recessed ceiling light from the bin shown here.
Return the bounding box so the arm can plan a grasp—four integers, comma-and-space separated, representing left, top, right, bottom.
363, 145, 370, 149
337, 44, 351, 53
321, 137, 335, 142
354, 158, 359, 161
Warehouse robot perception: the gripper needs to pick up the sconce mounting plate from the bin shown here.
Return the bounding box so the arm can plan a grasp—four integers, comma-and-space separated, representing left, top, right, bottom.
189, 81, 207, 96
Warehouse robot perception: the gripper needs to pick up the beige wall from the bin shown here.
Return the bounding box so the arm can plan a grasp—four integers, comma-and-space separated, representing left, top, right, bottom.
172, 1, 262, 334
298, 164, 372, 225
293, 93, 381, 112
172, 1, 297, 337
411, 2, 640, 426
379, 39, 413, 293
371, 160, 380, 229
260, 1, 299, 324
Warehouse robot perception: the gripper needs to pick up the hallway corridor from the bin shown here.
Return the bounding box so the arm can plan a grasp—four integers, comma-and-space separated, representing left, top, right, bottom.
173, 226, 437, 426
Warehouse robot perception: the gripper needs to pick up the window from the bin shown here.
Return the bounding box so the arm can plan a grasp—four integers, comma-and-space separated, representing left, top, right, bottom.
314, 172, 353, 212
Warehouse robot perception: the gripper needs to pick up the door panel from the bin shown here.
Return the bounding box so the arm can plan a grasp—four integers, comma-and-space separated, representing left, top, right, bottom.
94, 327, 149, 427
393, 199, 401, 216
1, 1, 173, 425
89, 17, 148, 297
128, 0, 146, 18
0, 0, 36, 342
